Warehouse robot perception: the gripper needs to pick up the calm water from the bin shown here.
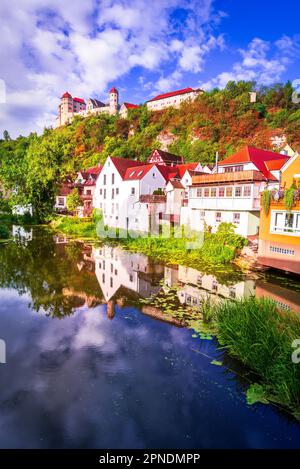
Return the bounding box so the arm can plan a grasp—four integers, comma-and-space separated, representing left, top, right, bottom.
0, 226, 300, 449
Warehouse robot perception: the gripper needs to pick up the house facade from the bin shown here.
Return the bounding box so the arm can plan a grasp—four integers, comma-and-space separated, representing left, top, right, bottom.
93, 157, 170, 233
181, 146, 290, 237
258, 153, 300, 274
146, 87, 203, 111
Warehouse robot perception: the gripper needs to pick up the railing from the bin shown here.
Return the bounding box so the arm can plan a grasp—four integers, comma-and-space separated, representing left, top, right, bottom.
140, 194, 166, 203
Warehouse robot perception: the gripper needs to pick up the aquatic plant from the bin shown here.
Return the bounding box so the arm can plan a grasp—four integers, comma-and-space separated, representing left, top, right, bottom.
217, 297, 300, 415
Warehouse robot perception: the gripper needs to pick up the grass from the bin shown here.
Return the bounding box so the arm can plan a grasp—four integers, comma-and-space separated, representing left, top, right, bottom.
50, 215, 99, 239
216, 297, 300, 416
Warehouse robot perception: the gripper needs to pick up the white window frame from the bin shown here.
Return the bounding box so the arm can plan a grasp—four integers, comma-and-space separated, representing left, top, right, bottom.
270, 210, 300, 236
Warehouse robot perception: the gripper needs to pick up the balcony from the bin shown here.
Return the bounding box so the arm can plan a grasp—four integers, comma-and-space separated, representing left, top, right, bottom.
140, 194, 166, 204
192, 170, 267, 184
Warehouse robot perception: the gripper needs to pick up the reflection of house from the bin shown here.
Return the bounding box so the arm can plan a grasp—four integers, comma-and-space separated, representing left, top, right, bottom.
256, 281, 300, 315
182, 146, 290, 237
12, 225, 33, 244
258, 153, 300, 274
164, 265, 255, 306
93, 246, 163, 301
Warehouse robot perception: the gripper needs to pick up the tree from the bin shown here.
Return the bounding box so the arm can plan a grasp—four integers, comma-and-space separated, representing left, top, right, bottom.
66, 188, 82, 213
3, 130, 11, 141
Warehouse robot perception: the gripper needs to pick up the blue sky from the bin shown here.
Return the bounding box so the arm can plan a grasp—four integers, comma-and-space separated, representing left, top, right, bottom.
0, 0, 299, 137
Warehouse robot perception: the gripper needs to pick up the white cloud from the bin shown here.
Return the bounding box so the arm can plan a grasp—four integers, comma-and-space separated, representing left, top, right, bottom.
0, 0, 221, 137
201, 37, 290, 90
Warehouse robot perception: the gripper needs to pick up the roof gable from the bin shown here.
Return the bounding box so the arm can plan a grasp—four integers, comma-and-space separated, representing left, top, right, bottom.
148, 149, 184, 165
219, 146, 289, 180
109, 157, 145, 178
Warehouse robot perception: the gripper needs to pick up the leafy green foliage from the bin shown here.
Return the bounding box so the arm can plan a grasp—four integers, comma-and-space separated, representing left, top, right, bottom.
66, 188, 82, 212
262, 190, 271, 215
0, 224, 9, 239
284, 187, 296, 211
217, 297, 300, 414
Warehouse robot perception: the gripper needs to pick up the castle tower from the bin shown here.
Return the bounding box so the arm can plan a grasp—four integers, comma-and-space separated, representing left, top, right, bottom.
59, 91, 73, 126
109, 87, 119, 115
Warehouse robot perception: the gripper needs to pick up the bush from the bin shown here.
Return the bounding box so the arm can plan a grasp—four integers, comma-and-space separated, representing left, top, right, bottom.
0, 224, 10, 239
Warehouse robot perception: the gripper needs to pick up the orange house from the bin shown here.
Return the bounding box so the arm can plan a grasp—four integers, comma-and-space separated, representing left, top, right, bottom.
258, 153, 300, 275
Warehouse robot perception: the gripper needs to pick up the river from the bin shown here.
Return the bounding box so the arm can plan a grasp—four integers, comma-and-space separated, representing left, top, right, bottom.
0, 225, 300, 448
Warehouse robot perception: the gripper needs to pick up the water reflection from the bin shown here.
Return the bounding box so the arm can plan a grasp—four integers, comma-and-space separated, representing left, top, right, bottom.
0, 227, 300, 448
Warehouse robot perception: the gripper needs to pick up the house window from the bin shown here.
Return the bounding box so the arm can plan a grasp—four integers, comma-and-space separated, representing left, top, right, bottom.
103, 174, 106, 185
111, 263, 113, 273
104, 189, 106, 199
233, 213, 240, 224
112, 188, 114, 199
204, 188, 210, 197
116, 188, 119, 195
115, 269, 118, 275
103, 260, 105, 269
235, 186, 242, 197
100, 189, 102, 195
271, 211, 300, 235
196, 188, 202, 197
129, 171, 135, 177
110, 277, 113, 288
86, 189, 92, 195
112, 173, 115, 184
102, 274, 105, 283
131, 187, 135, 195
243, 186, 251, 197
129, 274, 133, 282
226, 187, 233, 197
224, 167, 234, 173
211, 187, 217, 197
216, 212, 222, 223
200, 211, 205, 220
218, 187, 225, 197
58, 197, 65, 206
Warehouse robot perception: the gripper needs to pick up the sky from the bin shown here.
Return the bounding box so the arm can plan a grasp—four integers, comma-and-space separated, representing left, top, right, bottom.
0, 0, 299, 138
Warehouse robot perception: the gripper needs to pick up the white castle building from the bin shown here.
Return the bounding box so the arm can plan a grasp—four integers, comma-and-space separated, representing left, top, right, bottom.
56, 87, 120, 127
56, 86, 204, 127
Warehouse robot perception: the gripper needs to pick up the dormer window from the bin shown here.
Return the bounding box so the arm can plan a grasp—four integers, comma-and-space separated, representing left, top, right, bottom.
130, 171, 135, 177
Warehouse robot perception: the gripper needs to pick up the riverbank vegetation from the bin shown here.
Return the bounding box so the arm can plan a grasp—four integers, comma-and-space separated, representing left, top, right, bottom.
1, 80, 299, 221
52, 216, 247, 268
142, 288, 300, 418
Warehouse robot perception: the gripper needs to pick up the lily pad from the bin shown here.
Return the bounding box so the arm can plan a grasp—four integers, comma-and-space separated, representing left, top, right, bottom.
246, 384, 269, 405
211, 360, 223, 366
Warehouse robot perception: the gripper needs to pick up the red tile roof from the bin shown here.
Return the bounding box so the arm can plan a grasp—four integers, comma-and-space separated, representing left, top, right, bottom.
219, 146, 289, 180
175, 163, 199, 178
110, 87, 118, 94
58, 183, 73, 196
123, 102, 139, 109
265, 158, 289, 171
123, 164, 155, 180
86, 166, 102, 175
148, 149, 184, 165
110, 157, 145, 178
73, 97, 85, 104
156, 165, 179, 181
167, 180, 184, 189
147, 87, 201, 103
61, 91, 72, 99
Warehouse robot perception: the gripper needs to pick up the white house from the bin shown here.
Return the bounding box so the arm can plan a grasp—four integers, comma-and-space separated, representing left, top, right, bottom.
93, 157, 170, 233
181, 146, 290, 237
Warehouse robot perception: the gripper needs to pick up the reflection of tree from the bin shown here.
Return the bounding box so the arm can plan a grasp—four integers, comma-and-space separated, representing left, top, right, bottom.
0, 229, 103, 317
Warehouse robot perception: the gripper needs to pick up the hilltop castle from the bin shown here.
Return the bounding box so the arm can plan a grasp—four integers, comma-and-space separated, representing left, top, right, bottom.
56, 86, 203, 127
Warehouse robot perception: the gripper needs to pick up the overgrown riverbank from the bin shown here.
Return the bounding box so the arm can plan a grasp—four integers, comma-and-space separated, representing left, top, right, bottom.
51, 215, 248, 269
142, 289, 300, 419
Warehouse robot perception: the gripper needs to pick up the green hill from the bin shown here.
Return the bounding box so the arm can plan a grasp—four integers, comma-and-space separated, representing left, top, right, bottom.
0, 80, 299, 220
